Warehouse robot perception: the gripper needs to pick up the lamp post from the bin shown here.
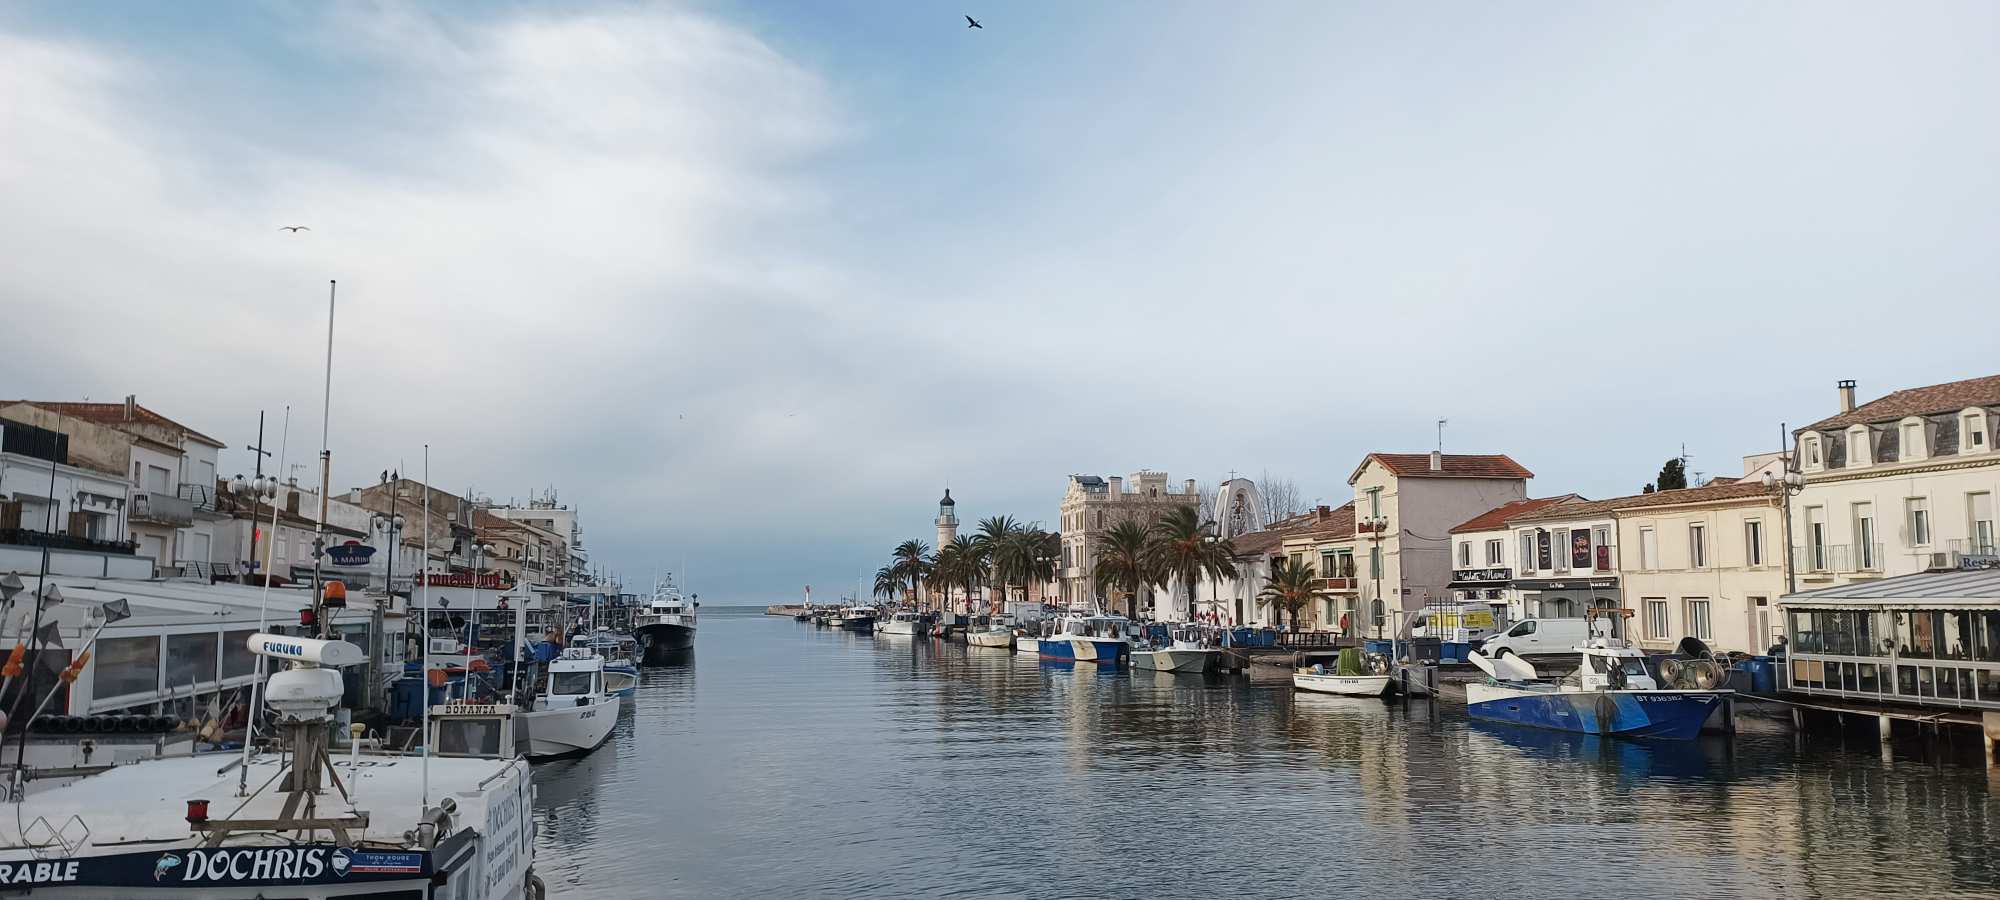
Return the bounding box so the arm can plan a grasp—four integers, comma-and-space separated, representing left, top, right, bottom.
1363, 514, 1389, 639
368, 478, 406, 713
463, 539, 494, 699
1762, 462, 1807, 596
228, 473, 279, 584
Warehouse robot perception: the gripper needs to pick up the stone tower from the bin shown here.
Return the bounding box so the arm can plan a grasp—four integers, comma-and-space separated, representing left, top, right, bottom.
935, 489, 958, 549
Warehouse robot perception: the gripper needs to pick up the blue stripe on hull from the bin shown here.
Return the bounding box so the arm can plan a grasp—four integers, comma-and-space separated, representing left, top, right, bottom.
1468, 692, 1721, 741
1038, 639, 1075, 660
1076, 640, 1129, 664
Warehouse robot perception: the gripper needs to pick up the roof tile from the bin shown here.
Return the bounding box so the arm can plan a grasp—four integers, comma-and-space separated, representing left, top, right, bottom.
1350, 453, 1533, 484
1801, 373, 2000, 432
1449, 495, 1582, 534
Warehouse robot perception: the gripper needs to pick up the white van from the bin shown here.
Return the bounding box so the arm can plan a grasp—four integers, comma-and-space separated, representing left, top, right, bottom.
1410, 603, 1502, 643
1479, 617, 1613, 658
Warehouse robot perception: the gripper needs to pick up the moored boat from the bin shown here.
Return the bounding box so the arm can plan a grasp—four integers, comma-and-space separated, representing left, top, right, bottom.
1067, 614, 1137, 665
1133, 625, 1219, 673
965, 614, 1015, 649
634, 575, 698, 661
1293, 648, 1393, 697
877, 609, 923, 636
521, 647, 620, 758
1464, 641, 1730, 740
837, 605, 879, 632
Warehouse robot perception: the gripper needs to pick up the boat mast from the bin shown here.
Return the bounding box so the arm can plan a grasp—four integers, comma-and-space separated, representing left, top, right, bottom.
420, 444, 432, 808
239, 407, 292, 797
311, 280, 336, 641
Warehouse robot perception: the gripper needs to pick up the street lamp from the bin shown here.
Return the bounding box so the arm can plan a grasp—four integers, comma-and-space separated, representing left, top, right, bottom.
229, 473, 278, 584
1363, 514, 1389, 639
1763, 467, 1807, 595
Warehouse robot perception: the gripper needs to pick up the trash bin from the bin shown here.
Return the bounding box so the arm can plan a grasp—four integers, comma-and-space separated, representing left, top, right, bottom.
1737, 656, 1777, 693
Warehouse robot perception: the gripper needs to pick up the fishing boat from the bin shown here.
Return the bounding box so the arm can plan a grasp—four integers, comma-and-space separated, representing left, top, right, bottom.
1037, 614, 1085, 660
634, 575, 697, 661
1293, 648, 1394, 697
573, 629, 639, 698
836, 605, 878, 632
520, 647, 620, 758
965, 614, 1015, 649
0, 634, 544, 899
1068, 614, 1137, 664
877, 609, 924, 636
1464, 642, 1730, 740
1132, 625, 1219, 673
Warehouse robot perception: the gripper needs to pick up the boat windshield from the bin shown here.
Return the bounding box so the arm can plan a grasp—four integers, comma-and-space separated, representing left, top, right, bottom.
1588, 654, 1650, 677
435, 718, 504, 756
552, 671, 596, 695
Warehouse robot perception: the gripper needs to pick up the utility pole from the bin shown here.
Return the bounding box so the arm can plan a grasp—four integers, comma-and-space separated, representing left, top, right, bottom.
243, 412, 273, 583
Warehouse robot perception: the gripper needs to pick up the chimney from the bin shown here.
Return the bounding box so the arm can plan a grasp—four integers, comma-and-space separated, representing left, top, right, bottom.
1315, 504, 1331, 522
123, 394, 136, 421
1837, 379, 1857, 414
1183, 479, 1196, 497
1429, 449, 1443, 472
1107, 476, 1123, 496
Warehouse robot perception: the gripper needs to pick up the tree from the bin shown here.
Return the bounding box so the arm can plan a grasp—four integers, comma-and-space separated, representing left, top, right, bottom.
1009, 526, 1059, 606
1640, 458, 1688, 492
1141, 505, 1237, 623
872, 565, 902, 602
889, 539, 933, 609
936, 535, 986, 613
1092, 520, 1153, 619
1193, 481, 1216, 526
1258, 557, 1318, 631
974, 516, 1022, 604
1259, 470, 1304, 524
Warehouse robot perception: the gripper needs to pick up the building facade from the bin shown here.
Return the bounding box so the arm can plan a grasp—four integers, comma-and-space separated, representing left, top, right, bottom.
1347, 452, 1533, 635
1613, 480, 1787, 654
1790, 375, 2000, 587
1505, 502, 1622, 620
1058, 470, 1202, 608
1447, 495, 1580, 625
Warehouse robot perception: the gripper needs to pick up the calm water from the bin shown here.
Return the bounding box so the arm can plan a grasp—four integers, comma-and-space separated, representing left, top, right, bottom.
533, 608, 2000, 899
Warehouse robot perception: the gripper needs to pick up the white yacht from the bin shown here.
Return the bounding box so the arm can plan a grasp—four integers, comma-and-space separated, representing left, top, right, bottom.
877, 609, 924, 636
1132, 625, 1220, 673
0, 633, 543, 899
835, 605, 878, 632
965, 614, 1015, 648
521, 647, 621, 758
634, 575, 697, 661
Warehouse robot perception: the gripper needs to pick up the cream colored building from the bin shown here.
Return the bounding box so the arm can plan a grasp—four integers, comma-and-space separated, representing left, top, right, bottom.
1610, 480, 1787, 654
1276, 503, 1357, 630
1058, 470, 1202, 609
1790, 375, 2000, 586
1347, 452, 1533, 634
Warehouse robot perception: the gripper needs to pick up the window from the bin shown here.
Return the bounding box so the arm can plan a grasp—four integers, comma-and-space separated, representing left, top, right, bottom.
1639, 527, 1657, 570
1485, 539, 1503, 566
1368, 545, 1382, 579
1806, 507, 1828, 571
221, 630, 258, 679
1553, 529, 1570, 573
1971, 492, 1995, 555
1853, 503, 1876, 570
95, 636, 160, 698
1367, 487, 1382, 518
1644, 599, 1670, 640
1333, 549, 1354, 578
165, 632, 220, 688
1902, 420, 1925, 460
1592, 526, 1611, 571
1966, 411, 1988, 452
1519, 532, 1535, 573
1744, 520, 1764, 566
1457, 541, 1470, 567
1689, 523, 1707, 568
1846, 425, 1870, 468
1804, 436, 1821, 468
1907, 498, 1931, 546
1685, 599, 1713, 641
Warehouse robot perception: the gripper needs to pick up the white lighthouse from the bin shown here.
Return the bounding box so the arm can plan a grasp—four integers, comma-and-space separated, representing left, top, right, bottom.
935, 489, 958, 548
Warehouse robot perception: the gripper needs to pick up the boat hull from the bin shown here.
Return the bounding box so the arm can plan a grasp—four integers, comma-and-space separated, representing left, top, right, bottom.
838, 617, 876, 633
1133, 648, 1215, 673
1015, 636, 1041, 653
1465, 684, 1727, 740
522, 694, 620, 759
1038, 638, 1076, 660
877, 620, 921, 636
1291, 672, 1393, 697
1070, 638, 1129, 664
603, 670, 638, 698
965, 629, 1013, 648
636, 623, 696, 658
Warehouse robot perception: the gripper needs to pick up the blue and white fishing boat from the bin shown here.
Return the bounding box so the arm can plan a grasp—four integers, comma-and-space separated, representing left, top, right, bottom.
1068, 614, 1137, 665
1037, 614, 1085, 660
1464, 641, 1730, 741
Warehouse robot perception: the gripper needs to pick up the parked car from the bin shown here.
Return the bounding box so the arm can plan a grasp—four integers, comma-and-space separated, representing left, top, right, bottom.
1479, 617, 1613, 658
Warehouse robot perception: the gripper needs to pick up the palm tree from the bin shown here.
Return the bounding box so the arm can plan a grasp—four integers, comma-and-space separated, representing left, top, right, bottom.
1142, 505, 1237, 623
872, 565, 902, 603
938, 535, 986, 612
974, 516, 1021, 603
1003, 526, 1059, 607
1092, 520, 1152, 618
889, 539, 934, 609
1258, 557, 1317, 631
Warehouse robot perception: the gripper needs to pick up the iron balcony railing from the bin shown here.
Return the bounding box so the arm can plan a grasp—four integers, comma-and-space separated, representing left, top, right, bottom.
130, 491, 196, 527
1794, 543, 1887, 575
0, 528, 137, 555
1949, 538, 1998, 558
176, 481, 218, 513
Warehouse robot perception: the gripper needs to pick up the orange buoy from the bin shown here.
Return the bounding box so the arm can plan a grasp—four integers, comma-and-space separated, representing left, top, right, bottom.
1, 644, 23, 678
427, 668, 448, 687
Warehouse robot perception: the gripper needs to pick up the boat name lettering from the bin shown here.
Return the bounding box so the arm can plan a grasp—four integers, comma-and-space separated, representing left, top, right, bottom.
0, 860, 79, 885
174, 847, 343, 883
484, 778, 523, 891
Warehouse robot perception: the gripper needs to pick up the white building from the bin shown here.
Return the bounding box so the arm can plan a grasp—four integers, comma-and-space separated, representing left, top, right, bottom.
1791, 375, 2000, 586
1503, 500, 1622, 620
1347, 452, 1534, 633
1446, 495, 1581, 624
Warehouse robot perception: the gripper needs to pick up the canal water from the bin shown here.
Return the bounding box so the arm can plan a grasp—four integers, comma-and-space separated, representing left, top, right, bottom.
533, 608, 2000, 899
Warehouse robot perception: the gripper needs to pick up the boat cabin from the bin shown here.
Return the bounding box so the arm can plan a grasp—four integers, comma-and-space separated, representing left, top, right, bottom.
546, 648, 605, 701
429, 702, 528, 759
1572, 644, 1660, 691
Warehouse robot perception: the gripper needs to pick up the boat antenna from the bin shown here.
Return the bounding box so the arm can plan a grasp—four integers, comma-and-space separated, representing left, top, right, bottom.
238, 406, 292, 796
420, 443, 432, 808
311, 280, 337, 641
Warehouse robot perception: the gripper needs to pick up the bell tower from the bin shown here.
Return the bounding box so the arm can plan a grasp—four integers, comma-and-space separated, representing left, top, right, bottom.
935, 489, 958, 548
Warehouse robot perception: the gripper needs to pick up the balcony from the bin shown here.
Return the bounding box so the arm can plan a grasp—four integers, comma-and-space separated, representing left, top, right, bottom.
130, 491, 195, 528
0, 527, 136, 555
1315, 577, 1357, 592
1794, 543, 1887, 576
176, 481, 218, 513
1949, 538, 1998, 558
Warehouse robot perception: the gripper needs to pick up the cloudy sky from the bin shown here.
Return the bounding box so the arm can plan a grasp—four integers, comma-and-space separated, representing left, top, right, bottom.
3, 2, 1997, 601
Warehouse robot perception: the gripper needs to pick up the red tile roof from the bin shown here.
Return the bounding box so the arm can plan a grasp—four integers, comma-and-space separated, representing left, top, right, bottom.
1511, 480, 1776, 522
1349, 453, 1533, 484
1227, 502, 1354, 556
1449, 495, 1583, 534
25, 401, 225, 447
1801, 373, 2000, 432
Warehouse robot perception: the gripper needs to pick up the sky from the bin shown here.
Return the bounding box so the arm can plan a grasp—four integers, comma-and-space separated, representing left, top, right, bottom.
3, 2, 1998, 602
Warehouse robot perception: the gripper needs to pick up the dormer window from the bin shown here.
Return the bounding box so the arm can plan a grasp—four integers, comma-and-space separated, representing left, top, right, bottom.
1803, 436, 1822, 470
1900, 418, 1926, 462
1846, 425, 1871, 469
1965, 409, 1989, 453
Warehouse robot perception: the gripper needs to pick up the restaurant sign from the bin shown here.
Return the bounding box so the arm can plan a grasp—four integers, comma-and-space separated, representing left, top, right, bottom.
1451, 567, 1512, 583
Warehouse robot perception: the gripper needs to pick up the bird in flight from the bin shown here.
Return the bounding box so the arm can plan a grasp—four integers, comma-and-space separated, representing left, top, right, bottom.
965, 15, 982, 28
279, 225, 310, 232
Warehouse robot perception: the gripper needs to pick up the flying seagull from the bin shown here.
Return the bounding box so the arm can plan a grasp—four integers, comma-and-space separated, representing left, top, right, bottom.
279, 225, 310, 232
965, 15, 982, 28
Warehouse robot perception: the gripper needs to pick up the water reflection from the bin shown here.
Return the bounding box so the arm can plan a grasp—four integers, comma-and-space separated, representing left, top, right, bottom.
533, 609, 2000, 899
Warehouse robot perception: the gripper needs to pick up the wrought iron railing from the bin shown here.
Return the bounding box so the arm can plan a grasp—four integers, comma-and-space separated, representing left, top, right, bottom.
0, 528, 137, 555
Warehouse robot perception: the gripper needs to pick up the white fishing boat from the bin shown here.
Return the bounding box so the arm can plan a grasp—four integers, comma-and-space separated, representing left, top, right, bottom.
965, 614, 1015, 649
0, 634, 543, 899
573, 629, 639, 698
836, 605, 878, 632
633, 575, 697, 661
877, 609, 924, 636
1293, 648, 1394, 697
520, 647, 620, 759
1132, 625, 1219, 673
